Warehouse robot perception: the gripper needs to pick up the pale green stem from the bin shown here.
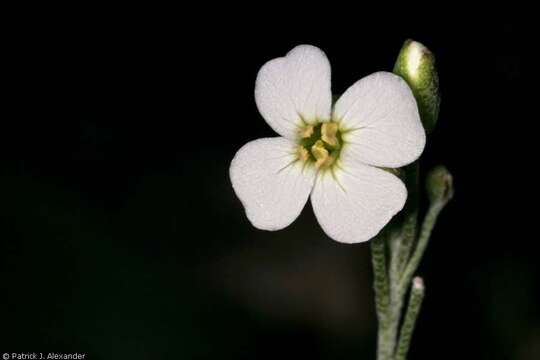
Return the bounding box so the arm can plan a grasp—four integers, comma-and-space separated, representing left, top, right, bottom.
399, 201, 445, 292
389, 232, 403, 291
396, 163, 420, 275
371, 234, 392, 360
386, 163, 420, 359
395, 277, 425, 360
373, 168, 449, 360
386, 266, 408, 360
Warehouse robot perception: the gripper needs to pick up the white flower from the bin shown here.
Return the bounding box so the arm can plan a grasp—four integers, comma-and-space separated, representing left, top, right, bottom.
230, 45, 425, 244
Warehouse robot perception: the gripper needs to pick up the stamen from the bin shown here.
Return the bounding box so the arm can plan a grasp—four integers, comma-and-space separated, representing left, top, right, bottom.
300, 125, 314, 138
298, 146, 310, 162
296, 121, 342, 169
321, 122, 339, 147
312, 140, 332, 168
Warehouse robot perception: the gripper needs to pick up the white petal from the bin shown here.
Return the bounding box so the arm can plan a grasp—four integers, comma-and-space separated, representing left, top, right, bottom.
311, 157, 407, 244
255, 45, 332, 140
230, 137, 316, 231
334, 72, 425, 168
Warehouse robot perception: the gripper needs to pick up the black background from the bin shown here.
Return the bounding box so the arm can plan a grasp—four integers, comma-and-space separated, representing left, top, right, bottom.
1, 13, 537, 360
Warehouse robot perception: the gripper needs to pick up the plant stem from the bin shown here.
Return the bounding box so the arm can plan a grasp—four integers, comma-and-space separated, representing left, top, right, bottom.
371, 234, 392, 360
396, 163, 420, 274
399, 201, 445, 292
372, 167, 450, 360
384, 163, 420, 359
395, 277, 425, 360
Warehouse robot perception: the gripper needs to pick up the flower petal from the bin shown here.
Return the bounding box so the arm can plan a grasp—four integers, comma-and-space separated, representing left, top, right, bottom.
334, 72, 425, 168
255, 45, 332, 140
230, 137, 316, 230
310, 156, 407, 244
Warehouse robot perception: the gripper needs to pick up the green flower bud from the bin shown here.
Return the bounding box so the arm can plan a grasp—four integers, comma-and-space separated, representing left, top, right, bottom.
426, 165, 454, 204
393, 39, 440, 133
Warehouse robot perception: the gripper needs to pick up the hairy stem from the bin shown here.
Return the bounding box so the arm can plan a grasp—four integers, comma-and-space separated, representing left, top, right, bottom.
395, 277, 425, 360
385, 163, 420, 359
400, 201, 445, 292
396, 163, 420, 274
371, 235, 392, 360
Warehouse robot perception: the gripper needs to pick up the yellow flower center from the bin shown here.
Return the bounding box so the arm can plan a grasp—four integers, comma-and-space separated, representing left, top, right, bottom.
296, 121, 343, 170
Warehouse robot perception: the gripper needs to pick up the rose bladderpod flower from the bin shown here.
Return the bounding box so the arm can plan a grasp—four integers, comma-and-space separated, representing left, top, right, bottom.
230, 45, 425, 244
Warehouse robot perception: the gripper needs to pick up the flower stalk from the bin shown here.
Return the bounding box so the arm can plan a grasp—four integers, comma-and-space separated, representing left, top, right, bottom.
373, 176, 452, 360
395, 277, 425, 360
371, 235, 392, 360
374, 166, 452, 360
389, 162, 419, 285
399, 197, 446, 291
